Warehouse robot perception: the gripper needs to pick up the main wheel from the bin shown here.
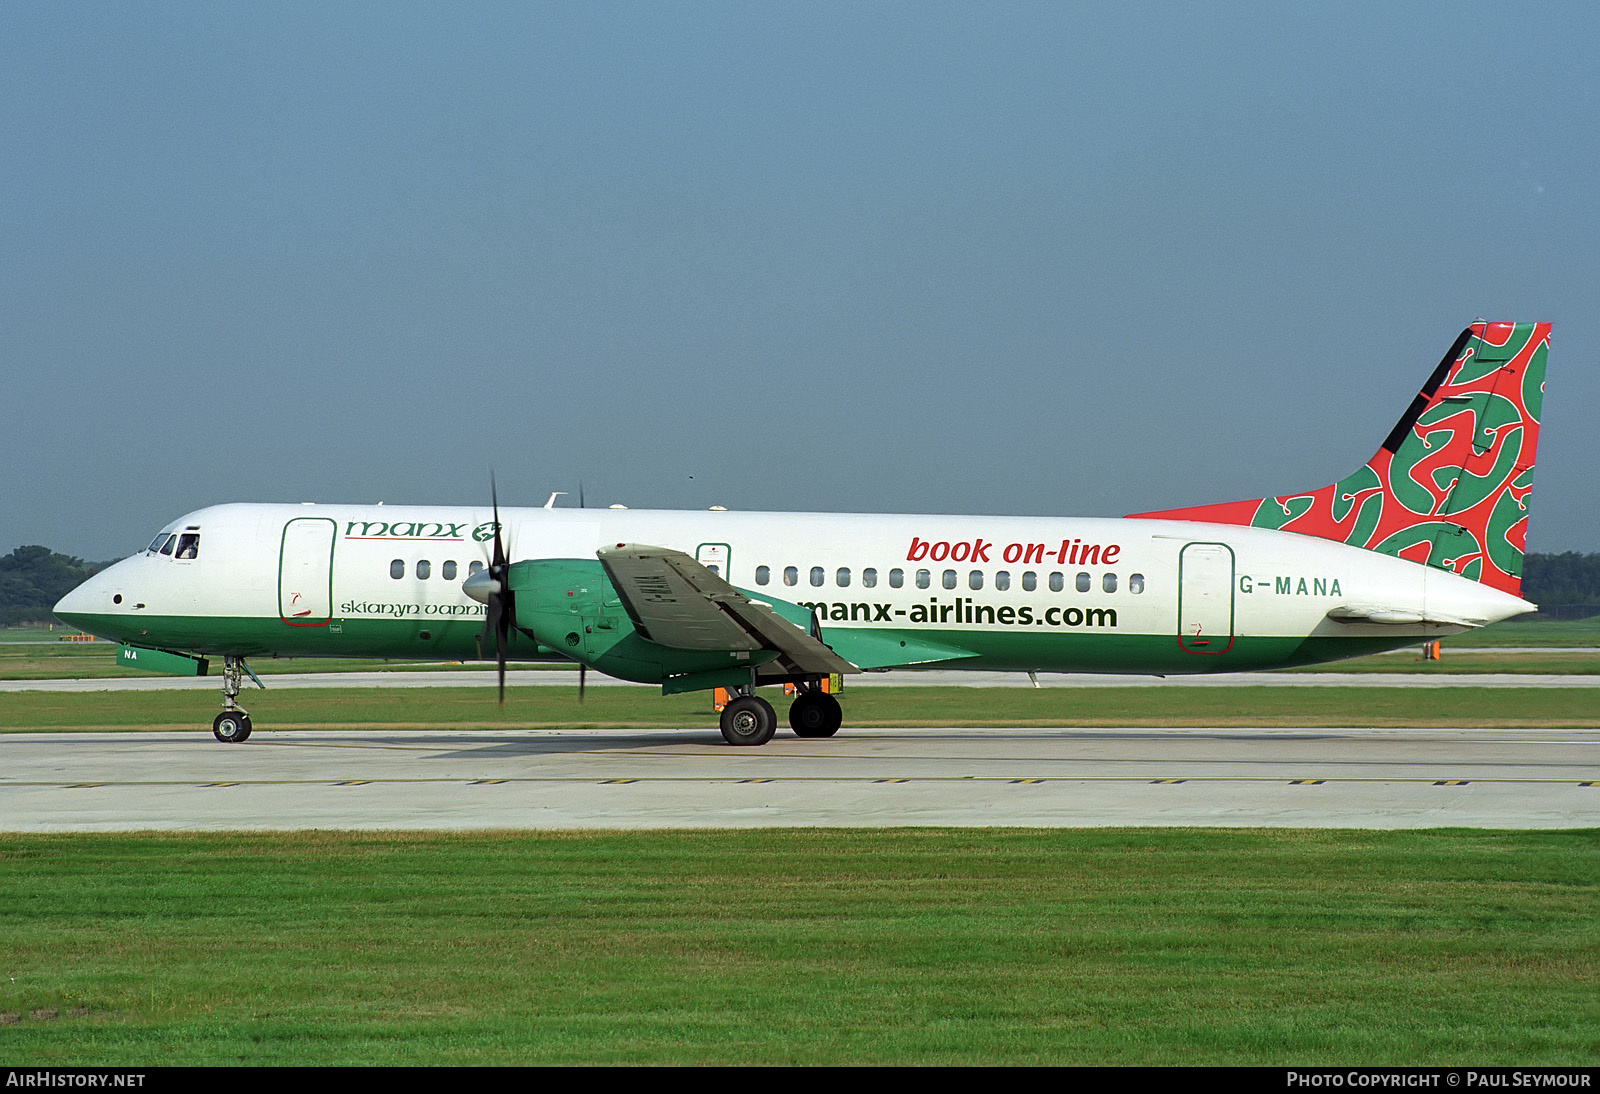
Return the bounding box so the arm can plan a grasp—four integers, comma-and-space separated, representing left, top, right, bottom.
789, 692, 842, 738
213, 711, 252, 743
720, 695, 776, 746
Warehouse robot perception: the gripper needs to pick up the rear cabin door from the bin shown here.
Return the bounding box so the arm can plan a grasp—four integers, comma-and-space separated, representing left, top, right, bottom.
1177, 542, 1235, 655
279, 517, 337, 627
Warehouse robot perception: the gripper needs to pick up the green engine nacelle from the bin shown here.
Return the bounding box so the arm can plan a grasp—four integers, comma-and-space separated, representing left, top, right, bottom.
504, 559, 778, 687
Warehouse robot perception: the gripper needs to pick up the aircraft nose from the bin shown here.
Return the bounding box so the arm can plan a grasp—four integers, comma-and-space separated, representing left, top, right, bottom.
53, 559, 131, 635
54, 572, 105, 629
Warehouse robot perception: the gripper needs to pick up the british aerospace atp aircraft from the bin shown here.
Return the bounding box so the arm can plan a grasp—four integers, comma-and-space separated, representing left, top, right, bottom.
55, 321, 1548, 746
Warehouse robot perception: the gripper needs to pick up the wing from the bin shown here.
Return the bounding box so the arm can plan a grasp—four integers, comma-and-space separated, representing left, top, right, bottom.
597, 543, 858, 677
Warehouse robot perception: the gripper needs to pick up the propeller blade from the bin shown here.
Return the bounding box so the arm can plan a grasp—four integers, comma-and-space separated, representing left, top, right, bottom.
490, 474, 507, 573
496, 608, 507, 707
488, 473, 511, 706
578, 663, 586, 704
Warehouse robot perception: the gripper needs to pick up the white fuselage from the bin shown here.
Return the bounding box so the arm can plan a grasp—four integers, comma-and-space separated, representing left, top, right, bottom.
55, 502, 1533, 677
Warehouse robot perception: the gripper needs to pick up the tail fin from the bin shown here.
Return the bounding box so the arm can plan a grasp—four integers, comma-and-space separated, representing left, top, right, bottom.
1129, 321, 1549, 597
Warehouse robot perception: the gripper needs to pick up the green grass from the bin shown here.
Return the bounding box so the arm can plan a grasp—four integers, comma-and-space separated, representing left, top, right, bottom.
0, 829, 1594, 1065
0, 625, 77, 641
5, 637, 1600, 682
1282, 649, 1600, 674
2, 612, 1596, 683
3, 684, 1598, 732
0, 639, 537, 680
1457, 613, 1600, 646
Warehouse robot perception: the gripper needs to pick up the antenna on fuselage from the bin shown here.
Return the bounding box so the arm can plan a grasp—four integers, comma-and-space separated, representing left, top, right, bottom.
543, 492, 566, 509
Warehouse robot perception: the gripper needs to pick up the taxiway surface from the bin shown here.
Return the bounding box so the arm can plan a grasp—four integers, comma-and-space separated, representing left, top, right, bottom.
3, 725, 1595, 831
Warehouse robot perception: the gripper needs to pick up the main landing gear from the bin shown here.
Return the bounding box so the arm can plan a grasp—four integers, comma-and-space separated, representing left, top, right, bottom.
212, 655, 253, 743
789, 687, 842, 739
719, 693, 776, 746
718, 680, 843, 746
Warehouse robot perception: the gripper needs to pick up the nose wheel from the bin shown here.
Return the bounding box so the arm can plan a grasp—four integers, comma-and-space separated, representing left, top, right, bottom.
213, 710, 252, 743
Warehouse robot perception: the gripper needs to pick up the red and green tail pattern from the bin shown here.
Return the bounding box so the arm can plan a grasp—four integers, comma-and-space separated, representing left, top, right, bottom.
1129, 322, 1549, 597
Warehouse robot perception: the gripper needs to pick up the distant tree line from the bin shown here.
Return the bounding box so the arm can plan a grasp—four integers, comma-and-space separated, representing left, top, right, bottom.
1, 545, 1597, 627
1520, 552, 1600, 616
0, 546, 116, 626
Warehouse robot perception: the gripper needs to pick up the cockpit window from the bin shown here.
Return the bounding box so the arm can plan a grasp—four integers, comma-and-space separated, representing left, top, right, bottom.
147, 534, 169, 554
174, 533, 200, 560
158, 534, 177, 556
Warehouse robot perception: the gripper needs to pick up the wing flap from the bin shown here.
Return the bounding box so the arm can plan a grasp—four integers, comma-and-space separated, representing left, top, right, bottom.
598, 544, 857, 676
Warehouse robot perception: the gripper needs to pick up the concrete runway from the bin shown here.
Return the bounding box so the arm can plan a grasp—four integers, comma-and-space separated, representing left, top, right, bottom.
3, 725, 1596, 831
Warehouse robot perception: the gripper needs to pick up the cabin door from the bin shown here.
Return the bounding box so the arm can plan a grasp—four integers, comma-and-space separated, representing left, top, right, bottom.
279, 517, 337, 627
1177, 542, 1235, 655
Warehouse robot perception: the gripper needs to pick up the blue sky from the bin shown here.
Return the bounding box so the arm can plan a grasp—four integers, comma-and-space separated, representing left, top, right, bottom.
4, 2, 1594, 560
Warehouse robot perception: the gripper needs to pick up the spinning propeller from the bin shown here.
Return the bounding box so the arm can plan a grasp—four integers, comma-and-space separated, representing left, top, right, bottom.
464, 476, 587, 706
478, 476, 514, 705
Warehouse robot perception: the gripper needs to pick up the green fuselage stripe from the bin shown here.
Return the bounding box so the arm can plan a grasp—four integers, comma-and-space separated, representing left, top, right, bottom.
75, 612, 1418, 678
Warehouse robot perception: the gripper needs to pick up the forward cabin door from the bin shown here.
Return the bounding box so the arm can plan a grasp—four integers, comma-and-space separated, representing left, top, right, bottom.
695, 542, 731, 580
279, 517, 337, 627
1177, 542, 1235, 655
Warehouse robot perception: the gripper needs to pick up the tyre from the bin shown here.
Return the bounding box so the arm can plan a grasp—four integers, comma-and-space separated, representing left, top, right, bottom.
789, 692, 842, 738
213, 711, 252, 743
720, 695, 776, 746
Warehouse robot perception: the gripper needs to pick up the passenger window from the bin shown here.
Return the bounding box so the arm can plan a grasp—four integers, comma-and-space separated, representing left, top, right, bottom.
174, 534, 200, 560
890, 569, 904, 589
995, 571, 1010, 591
784, 566, 798, 586
969, 571, 983, 590
942, 570, 957, 590
837, 568, 850, 587
1022, 571, 1036, 592
1076, 572, 1091, 593
417, 560, 431, 580
810, 566, 825, 587
391, 559, 405, 579
1049, 572, 1064, 593
756, 565, 770, 586
1103, 573, 1118, 593
468, 560, 484, 577
915, 569, 931, 589
862, 568, 878, 588
159, 535, 176, 556
1130, 573, 1145, 594
443, 561, 457, 581
707, 564, 720, 576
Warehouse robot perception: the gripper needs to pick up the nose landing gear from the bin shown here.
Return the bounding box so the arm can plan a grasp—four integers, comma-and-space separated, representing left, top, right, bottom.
213, 709, 252, 743
211, 655, 260, 743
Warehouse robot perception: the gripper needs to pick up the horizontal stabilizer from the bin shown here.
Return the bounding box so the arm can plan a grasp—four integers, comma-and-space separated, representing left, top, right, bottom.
1325, 605, 1485, 628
